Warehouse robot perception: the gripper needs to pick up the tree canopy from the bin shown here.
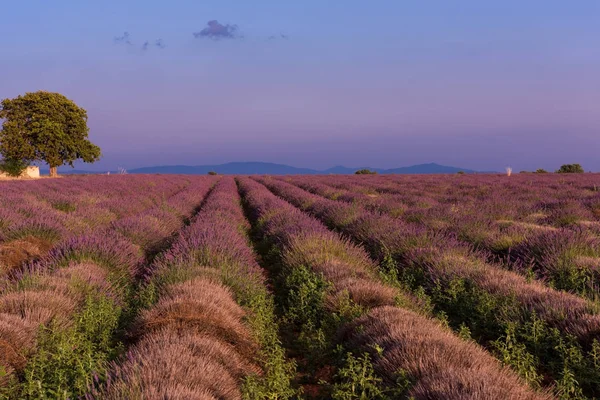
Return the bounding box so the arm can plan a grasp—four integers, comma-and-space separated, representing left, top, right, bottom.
556, 164, 584, 174
355, 169, 377, 175
0, 91, 101, 176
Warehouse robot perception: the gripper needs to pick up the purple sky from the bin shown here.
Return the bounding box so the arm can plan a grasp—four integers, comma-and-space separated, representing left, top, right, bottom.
1, 1, 599, 172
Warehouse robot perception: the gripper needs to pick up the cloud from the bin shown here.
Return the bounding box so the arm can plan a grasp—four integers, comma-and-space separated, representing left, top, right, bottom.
141, 39, 166, 51
115, 32, 165, 51
114, 32, 133, 46
268, 33, 289, 41
193, 20, 240, 40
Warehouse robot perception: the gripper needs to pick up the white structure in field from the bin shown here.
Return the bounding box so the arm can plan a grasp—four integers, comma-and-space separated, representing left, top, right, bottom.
24, 166, 40, 178
0, 166, 40, 179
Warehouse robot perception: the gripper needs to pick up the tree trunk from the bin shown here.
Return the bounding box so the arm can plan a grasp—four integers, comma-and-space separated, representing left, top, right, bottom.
49, 166, 58, 177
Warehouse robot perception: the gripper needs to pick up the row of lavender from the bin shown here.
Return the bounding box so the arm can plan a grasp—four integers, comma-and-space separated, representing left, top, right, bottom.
2, 173, 598, 398
0, 176, 214, 398
260, 176, 600, 398
331, 173, 600, 227
0, 175, 196, 278
317, 174, 600, 299
239, 177, 548, 399
89, 177, 296, 399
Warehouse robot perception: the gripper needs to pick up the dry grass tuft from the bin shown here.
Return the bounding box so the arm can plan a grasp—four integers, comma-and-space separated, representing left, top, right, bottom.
0, 290, 77, 328
97, 330, 254, 399
94, 277, 264, 399
134, 279, 256, 359
332, 277, 397, 308
0, 236, 54, 276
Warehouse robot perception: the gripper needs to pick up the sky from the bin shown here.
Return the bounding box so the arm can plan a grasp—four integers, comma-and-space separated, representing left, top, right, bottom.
1, 1, 599, 172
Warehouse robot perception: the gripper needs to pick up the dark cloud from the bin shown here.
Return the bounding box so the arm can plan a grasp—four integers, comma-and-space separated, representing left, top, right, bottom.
193, 20, 240, 40
141, 41, 150, 51
114, 32, 133, 46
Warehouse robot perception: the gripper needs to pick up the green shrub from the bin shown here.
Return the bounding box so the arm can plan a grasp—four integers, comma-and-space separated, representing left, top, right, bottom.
0, 157, 28, 177
281, 265, 332, 355
207, 171, 218, 175
14, 294, 122, 399
556, 164, 584, 173
331, 352, 385, 400
241, 290, 297, 399
491, 323, 543, 387
398, 269, 600, 397
535, 169, 548, 173
355, 169, 377, 175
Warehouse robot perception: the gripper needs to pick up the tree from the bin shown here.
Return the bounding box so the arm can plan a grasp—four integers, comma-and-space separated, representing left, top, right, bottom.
355, 169, 377, 175
0, 91, 101, 177
535, 169, 548, 173
556, 164, 584, 174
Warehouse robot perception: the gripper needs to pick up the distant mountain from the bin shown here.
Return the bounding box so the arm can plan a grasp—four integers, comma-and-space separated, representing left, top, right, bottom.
129, 162, 319, 175
382, 163, 477, 174
40, 162, 486, 175
126, 162, 483, 175
322, 163, 478, 175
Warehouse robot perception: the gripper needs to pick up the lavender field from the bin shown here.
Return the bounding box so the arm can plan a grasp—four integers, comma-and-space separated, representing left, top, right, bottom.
1, 174, 600, 399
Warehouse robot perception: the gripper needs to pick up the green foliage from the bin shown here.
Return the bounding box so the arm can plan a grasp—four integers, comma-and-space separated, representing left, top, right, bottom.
392, 252, 600, 396
282, 265, 332, 355
552, 258, 595, 298
331, 349, 412, 400
391, 369, 414, 397
331, 352, 385, 400
458, 323, 473, 341
400, 270, 600, 397
51, 201, 77, 213
535, 169, 548, 173
554, 338, 587, 400
491, 323, 542, 387
14, 295, 122, 399
556, 164, 584, 174
0, 91, 101, 175
524, 242, 600, 299
591, 340, 600, 370
0, 157, 28, 177
457, 171, 465, 175
241, 290, 298, 399
207, 171, 218, 175
135, 280, 160, 309
355, 169, 377, 175
282, 265, 330, 327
